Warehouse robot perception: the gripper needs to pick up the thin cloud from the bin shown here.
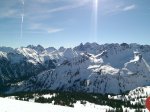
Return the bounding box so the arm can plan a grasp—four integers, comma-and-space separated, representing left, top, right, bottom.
22, 0, 90, 26
47, 5, 78, 13
29, 23, 42, 30
48, 28, 63, 33
45, 0, 89, 13
0, 0, 20, 18
29, 23, 63, 34
123, 5, 136, 11
103, 3, 136, 15
0, 9, 19, 18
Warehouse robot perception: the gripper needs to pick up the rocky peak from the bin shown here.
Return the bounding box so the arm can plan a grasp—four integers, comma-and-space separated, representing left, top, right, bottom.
27, 45, 45, 53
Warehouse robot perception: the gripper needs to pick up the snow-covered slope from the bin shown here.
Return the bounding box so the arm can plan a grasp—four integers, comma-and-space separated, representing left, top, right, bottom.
0, 97, 112, 112
109, 86, 150, 107
0, 46, 56, 87
1, 43, 150, 95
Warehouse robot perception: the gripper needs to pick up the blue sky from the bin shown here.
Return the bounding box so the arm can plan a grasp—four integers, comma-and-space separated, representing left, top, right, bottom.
0, 0, 150, 48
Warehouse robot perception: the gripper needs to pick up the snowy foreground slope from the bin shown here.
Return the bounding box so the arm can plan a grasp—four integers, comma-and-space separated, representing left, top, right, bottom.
0, 96, 149, 112
0, 97, 112, 112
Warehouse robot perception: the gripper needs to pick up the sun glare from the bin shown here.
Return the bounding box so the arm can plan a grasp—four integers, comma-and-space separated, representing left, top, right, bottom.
93, 0, 98, 42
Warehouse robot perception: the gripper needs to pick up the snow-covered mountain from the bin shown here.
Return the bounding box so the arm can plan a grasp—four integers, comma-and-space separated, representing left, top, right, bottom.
1, 43, 150, 94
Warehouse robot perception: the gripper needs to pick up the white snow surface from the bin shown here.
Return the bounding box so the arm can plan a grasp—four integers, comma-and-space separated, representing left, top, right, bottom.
0, 51, 7, 58
0, 97, 112, 112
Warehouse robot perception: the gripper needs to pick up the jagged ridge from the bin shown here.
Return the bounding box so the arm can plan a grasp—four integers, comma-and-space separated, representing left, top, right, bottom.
0, 43, 150, 94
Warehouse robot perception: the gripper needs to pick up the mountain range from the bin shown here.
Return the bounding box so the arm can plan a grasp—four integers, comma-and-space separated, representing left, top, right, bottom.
1, 42, 150, 94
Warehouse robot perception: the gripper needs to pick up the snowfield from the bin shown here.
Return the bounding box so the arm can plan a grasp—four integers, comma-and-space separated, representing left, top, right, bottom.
0, 97, 112, 112
0, 97, 148, 112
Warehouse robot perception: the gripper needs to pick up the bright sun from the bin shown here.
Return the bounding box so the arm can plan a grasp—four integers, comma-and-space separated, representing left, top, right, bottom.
95, 0, 98, 8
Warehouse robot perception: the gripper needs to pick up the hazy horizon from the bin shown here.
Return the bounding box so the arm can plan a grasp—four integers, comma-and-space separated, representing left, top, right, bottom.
1, 42, 150, 49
